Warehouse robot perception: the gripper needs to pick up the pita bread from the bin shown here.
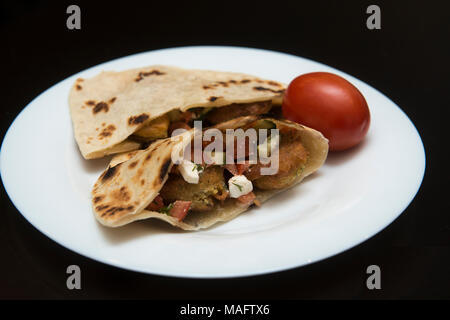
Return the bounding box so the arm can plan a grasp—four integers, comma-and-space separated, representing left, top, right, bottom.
92, 117, 328, 229
69, 65, 285, 159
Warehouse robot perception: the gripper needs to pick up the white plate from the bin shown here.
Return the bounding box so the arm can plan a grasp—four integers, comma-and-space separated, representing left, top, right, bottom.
0, 46, 425, 278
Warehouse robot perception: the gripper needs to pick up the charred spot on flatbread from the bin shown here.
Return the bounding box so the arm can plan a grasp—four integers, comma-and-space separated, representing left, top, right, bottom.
109, 97, 117, 104
144, 153, 153, 162
93, 195, 104, 203
267, 81, 282, 87
76, 84, 82, 90
135, 70, 166, 82
159, 158, 172, 182
101, 165, 119, 182
253, 86, 285, 94
97, 202, 135, 217
145, 70, 165, 76
209, 96, 219, 102
240, 79, 251, 83
104, 206, 126, 217
111, 186, 132, 202
93, 102, 109, 114
128, 113, 150, 125
86, 100, 96, 106
96, 204, 109, 212
99, 124, 116, 138
128, 161, 138, 169
105, 207, 124, 217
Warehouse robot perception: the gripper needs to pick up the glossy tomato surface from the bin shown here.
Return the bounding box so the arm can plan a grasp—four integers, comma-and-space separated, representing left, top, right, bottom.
282, 72, 370, 151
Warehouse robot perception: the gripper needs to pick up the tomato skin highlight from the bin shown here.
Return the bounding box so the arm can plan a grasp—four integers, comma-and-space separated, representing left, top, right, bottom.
282, 72, 370, 151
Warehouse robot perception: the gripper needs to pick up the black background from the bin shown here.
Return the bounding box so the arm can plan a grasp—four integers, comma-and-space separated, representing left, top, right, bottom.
0, 0, 448, 299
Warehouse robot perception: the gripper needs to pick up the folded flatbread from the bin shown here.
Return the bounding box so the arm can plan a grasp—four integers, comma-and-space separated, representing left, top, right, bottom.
69, 65, 285, 159
92, 116, 328, 230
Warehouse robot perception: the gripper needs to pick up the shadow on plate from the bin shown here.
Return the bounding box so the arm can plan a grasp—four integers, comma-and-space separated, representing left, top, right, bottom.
72, 137, 111, 173
325, 137, 369, 166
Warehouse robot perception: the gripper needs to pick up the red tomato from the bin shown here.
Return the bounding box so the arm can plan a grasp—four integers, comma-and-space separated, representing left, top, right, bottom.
146, 195, 164, 212
169, 201, 191, 221
282, 72, 370, 151
237, 192, 256, 205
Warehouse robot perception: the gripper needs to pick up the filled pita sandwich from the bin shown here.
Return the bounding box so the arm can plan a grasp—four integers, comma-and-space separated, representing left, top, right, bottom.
91, 116, 328, 230
69, 65, 286, 159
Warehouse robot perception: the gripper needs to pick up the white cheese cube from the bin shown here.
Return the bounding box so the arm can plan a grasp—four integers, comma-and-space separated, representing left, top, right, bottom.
179, 160, 202, 184
228, 175, 253, 198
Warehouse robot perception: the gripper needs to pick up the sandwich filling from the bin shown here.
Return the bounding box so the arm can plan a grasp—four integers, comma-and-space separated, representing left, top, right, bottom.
146, 119, 308, 222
